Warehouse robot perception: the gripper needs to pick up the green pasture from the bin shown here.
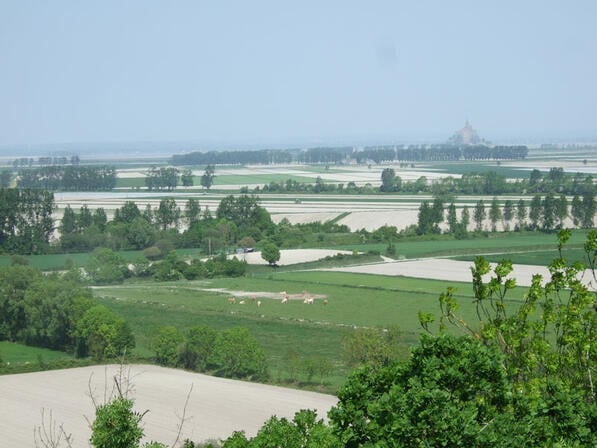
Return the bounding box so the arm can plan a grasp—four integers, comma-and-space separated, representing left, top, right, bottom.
115, 177, 147, 188
93, 270, 528, 391
213, 174, 316, 186
0, 248, 202, 271
421, 161, 528, 178
339, 230, 588, 263
0, 341, 73, 364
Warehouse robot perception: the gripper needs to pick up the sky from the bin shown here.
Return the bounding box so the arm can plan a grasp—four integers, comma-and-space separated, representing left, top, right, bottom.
1, 1, 596, 148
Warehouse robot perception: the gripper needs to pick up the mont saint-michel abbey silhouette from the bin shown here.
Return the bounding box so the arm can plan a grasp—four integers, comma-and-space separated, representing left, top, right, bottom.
447, 120, 489, 145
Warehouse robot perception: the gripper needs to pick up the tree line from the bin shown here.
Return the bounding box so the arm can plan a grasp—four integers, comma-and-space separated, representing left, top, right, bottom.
0, 264, 134, 363
16, 166, 117, 191
258, 166, 594, 197
12, 154, 80, 168
171, 149, 293, 166
0, 188, 54, 254
415, 192, 596, 237
380, 166, 595, 196
170, 144, 528, 166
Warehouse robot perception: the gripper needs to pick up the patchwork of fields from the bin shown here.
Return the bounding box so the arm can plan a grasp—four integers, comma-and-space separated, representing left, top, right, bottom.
2, 156, 596, 445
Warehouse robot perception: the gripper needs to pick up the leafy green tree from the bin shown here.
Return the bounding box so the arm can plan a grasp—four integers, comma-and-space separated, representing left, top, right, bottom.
145, 167, 179, 191
555, 194, 568, 228
541, 193, 556, 231
201, 165, 215, 190
60, 206, 77, 235
330, 335, 514, 447
177, 325, 218, 371
86, 247, 129, 284
473, 199, 485, 231
180, 168, 194, 187
114, 201, 142, 224
446, 202, 458, 234
75, 305, 135, 360
261, 241, 280, 266
184, 198, 202, 226
581, 191, 595, 228
431, 197, 444, 231
528, 194, 542, 230
460, 205, 469, 231
156, 198, 181, 231
211, 327, 269, 380
153, 326, 183, 367
420, 230, 596, 445
223, 409, 340, 448
380, 168, 396, 192
126, 217, 156, 250
342, 327, 399, 371
516, 198, 526, 229
489, 196, 501, 232
416, 201, 433, 235
503, 199, 514, 230
93, 208, 108, 231
0, 265, 42, 341
78, 205, 93, 230
91, 397, 145, 448
571, 194, 583, 227
21, 277, 93, 350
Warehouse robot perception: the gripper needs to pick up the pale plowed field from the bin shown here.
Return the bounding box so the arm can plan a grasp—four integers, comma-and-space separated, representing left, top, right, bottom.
0, 364, 337, 447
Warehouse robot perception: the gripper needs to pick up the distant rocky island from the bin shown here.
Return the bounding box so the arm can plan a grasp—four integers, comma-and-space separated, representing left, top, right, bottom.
447, 120, 489, 145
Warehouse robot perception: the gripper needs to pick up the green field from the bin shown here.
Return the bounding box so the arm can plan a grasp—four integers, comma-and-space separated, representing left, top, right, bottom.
94, 270, 528, 392
339, 230, 589, 263
0, 230, 586, 271
213, 174, 316, 186
0, 341, 73, 364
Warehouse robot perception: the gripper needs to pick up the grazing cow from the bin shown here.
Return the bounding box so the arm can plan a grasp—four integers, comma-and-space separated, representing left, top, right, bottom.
257, 300, 262, 307
251, 295, 257, 302
227, 296, 236, 304
323, 299, 328, 305
304, 297, 314, 305
281, 296, 288, 304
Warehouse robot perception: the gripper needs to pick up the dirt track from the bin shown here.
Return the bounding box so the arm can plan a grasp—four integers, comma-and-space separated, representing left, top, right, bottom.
0, 364, 337, 447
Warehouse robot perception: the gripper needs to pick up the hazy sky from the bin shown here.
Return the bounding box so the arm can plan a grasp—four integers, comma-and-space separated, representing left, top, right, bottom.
1, 1, 596, 147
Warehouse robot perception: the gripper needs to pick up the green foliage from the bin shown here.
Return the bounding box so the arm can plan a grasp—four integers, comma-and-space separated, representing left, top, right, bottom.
416, 229, 597, 445
152, 326, 183, 367
75, 305, 135, 360
90, 398, 145, 448
86, 247, 129, 285
201, 165, 215, 190
178, 325, 218, 371
330, 334, 513, 447
342, 327, 400, 370
260, 242, 280, 266
222, 410, 340, 448
145, 166, 179, 191
0, 188, 54, 254
212, 327, 269, 381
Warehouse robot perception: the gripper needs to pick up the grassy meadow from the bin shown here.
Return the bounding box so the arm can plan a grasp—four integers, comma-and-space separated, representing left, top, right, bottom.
0, 341, 73, 364
93, 269, 529, 392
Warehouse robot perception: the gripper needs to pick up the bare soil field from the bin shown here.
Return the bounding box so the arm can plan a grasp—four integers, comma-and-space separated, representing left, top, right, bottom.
322, 258, 597, 290
0, 364, 337, 447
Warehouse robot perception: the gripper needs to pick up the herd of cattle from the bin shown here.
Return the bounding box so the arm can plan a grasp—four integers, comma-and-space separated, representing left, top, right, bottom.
226, 291, 328, 306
